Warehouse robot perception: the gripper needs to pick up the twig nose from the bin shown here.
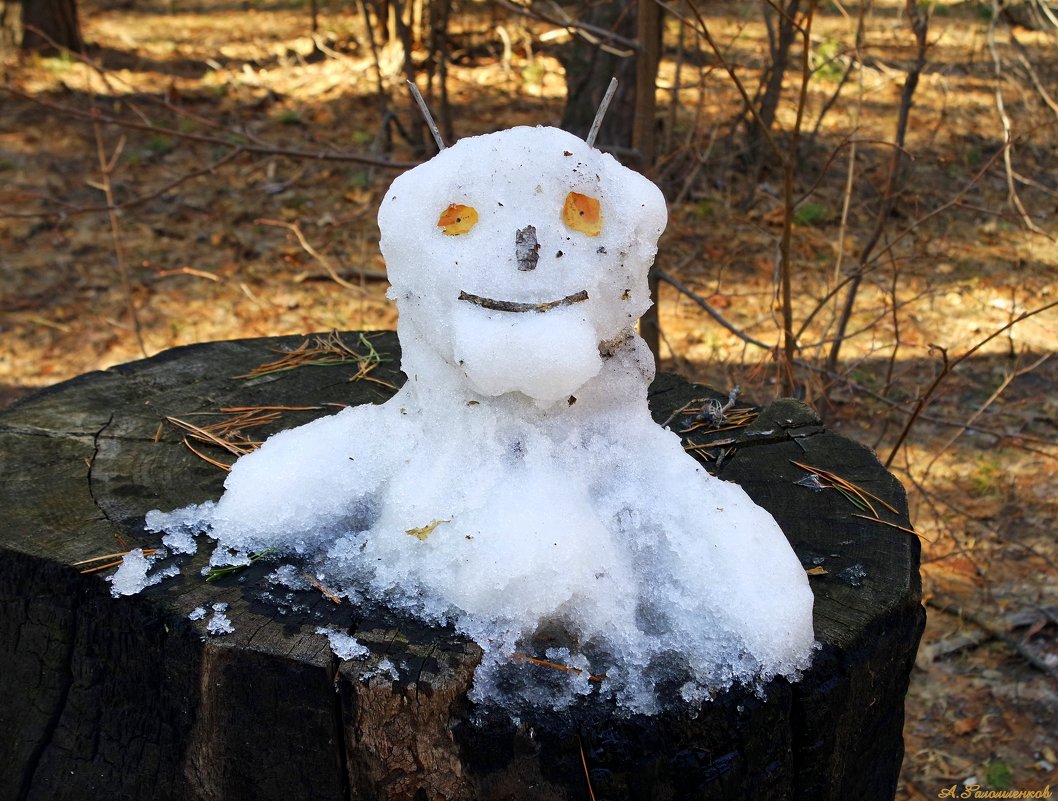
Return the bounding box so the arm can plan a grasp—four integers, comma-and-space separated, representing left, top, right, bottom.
515, 225, 540, 272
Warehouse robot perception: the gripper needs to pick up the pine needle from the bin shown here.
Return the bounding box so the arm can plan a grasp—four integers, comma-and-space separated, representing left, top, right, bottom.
235, 330, 393, 387
182, 437, 234, 471
77, 548, 158, 573
512, 653, 605, 683
790, 460, 903, 518
580, 738, 598, 801
684, 437, 737, 452
851, 514, 930, 541
166, 407, 294, 469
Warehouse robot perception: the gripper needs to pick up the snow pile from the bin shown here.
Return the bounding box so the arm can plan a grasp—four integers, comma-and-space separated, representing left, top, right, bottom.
147, 126, 815, 714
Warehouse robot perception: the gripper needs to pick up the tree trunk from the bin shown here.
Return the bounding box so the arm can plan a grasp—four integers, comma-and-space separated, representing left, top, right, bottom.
558, 0, 638, 151
0, 0, 21, 51
1, 0, 81, 53
0, 331, 924, 801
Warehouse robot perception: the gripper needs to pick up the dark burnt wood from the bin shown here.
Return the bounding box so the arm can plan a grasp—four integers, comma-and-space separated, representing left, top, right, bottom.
0, 331, 923, 801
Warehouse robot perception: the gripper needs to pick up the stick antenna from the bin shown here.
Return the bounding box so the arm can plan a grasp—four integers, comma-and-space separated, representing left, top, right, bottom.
406, 80, 446, 151
585, 77, 618, 149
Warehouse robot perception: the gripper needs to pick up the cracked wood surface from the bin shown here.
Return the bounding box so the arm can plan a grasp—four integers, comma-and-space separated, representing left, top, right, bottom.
0, 331, 924, 801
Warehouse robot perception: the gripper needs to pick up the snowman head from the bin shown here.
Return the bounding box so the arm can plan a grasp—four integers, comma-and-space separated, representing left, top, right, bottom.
379, 126, 667, 404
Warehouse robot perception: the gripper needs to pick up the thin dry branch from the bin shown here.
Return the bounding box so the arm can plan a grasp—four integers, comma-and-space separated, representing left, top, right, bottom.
0, 86, 417, 170
986, 3, 1049, 236
825, 0, 930, 376
928, 594, 1058, 683
256, 218, 369, 293
778, 0, 817, 394
921, 350, 1051, 478
883, 297, 1058, 468
0, 146, 246, 221
666, 0, 783, 161
92, 123, 147, 358
655, 269, 772, 351
494, 0, 638, 53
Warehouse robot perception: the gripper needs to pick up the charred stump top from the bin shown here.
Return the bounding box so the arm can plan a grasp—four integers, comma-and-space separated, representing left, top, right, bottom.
0, 331, 924, 801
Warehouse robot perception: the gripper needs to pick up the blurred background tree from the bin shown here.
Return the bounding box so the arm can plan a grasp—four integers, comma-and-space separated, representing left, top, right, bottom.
1, 0, 82, 52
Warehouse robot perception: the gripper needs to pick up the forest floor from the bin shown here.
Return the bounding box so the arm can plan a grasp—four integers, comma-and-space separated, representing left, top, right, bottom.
2, 0, 1057, 796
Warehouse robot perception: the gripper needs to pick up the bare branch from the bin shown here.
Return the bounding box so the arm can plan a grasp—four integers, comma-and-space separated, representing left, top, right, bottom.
656, 269, 772, 351
493, 0, 638, 53
0, 86, 417, 170
883, 297, 1058, 468
256, 219, 370, 294
92, 123, 147, 358
0, 147, 246, 221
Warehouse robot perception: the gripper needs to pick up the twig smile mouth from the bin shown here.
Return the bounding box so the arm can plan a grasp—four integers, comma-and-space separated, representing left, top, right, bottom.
457, 290, 590, 313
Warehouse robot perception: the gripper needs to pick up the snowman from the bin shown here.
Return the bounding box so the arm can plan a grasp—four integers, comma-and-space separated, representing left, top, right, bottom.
197, 126, 815, 711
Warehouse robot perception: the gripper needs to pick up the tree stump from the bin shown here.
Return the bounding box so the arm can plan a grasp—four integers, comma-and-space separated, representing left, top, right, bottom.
0, 331, 924, 801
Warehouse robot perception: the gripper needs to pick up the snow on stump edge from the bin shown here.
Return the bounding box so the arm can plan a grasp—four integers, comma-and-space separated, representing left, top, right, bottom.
0, 330, 924, 801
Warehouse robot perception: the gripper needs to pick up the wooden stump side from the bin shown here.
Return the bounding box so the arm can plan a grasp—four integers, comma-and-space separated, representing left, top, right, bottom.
0, 332, 924, 801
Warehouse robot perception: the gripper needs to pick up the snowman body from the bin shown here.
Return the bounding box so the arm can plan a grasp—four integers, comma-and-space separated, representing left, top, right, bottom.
207, 127, 815, 711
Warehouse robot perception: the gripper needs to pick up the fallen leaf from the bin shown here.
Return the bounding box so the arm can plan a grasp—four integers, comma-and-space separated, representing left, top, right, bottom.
405, 519, 450, 541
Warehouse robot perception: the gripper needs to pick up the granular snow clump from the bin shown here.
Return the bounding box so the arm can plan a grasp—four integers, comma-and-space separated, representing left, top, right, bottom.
267, 564, 311, 591
107, 548, 178, 597
161, 530, 197, 555
315, 626, 369, 660
206, 602, 234, 636
146, 502, 214, 539
146, 126, 816, 715
188, 606, 207, 621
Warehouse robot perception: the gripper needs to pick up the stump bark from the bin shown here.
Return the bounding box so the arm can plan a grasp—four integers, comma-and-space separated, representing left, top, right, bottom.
0, 331, 924, 801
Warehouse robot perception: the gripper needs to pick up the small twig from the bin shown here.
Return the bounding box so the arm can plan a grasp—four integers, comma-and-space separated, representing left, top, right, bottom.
92, 123, 147, 358
1013, 44, 1058, 122
656, 269, 771, 350
0, 86, 417, 170
825, 0, 930, 376
921, 351, 1051, 479
586, 77, 618, 148
777, 0, 817, 395
884, 298, 1058, 468
928, 594, 1058, 683
987, 4, 1049, 236
156, 267, 221, 282
303, 573, 343, 604
457, 289, 589, 313
0, 147, 245, 221
493, 0, 638, 52
406, 80, 446, 152
256, 218, 367, 293
668, 0, 783, 161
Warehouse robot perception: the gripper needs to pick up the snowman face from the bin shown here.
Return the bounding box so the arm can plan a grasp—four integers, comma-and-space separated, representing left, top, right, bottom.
379, 126, 667, 401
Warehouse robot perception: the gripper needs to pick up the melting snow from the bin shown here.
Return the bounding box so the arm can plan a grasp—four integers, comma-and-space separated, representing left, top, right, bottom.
146, 126, 816, 714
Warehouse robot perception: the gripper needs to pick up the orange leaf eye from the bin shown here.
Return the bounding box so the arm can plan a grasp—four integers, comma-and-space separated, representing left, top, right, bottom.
562, 192, 602, 237
437, 204, 478, 235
